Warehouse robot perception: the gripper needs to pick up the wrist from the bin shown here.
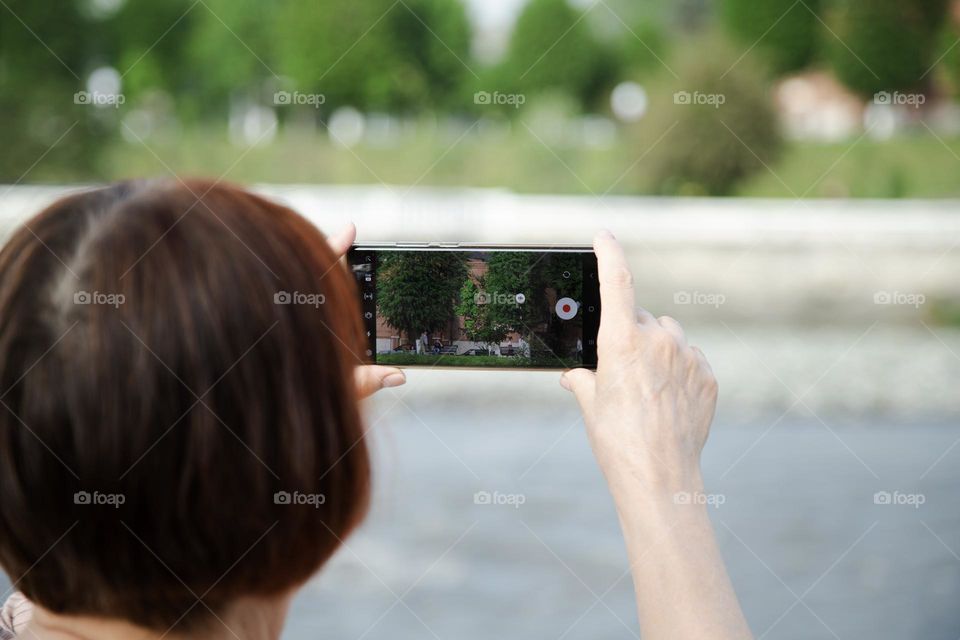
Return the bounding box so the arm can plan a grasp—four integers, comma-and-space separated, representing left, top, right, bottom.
604, 455, 704, 502
606, 465, 711, 538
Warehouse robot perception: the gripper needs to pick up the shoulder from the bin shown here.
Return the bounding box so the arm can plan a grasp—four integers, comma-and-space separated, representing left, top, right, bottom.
0, 592, 33, 638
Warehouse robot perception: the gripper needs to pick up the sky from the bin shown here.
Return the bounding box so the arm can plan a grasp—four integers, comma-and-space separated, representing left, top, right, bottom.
463, 0, 529, 61
464, 0, 597, 61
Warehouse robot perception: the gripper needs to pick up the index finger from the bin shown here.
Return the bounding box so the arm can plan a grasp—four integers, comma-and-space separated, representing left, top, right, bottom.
593, 230, 636, 333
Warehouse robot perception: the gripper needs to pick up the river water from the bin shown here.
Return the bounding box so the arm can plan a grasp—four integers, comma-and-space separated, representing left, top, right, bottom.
279, 323, 960, 640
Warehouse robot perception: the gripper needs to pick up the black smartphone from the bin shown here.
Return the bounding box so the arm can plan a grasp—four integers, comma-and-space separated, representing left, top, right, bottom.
347, 243, 599, 370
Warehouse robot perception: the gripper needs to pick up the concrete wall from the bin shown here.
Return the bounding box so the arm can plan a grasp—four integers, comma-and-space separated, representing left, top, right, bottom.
2, 184, 957, 323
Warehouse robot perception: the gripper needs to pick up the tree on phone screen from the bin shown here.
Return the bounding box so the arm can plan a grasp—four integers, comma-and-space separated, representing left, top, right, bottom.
376, 253, 467, 347
457, 276, 510, 350
459, 252, 583, 362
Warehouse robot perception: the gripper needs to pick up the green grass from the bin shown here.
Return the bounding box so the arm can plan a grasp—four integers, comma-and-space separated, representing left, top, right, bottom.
100, 127, 960, 199
376, 353, 579, 368
737, 135, 960, 199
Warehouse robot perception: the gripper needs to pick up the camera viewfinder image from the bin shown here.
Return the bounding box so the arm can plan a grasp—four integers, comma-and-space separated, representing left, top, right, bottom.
357, 250, 592, 368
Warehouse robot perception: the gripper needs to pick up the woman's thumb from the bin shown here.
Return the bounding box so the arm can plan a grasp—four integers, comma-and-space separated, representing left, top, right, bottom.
560, 368, 596, 411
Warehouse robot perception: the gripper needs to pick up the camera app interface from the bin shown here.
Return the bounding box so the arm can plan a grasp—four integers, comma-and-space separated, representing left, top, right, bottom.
350, 249, 599, 369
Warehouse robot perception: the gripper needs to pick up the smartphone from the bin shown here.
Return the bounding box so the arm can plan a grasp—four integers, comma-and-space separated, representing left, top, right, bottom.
347, 243, 599, 370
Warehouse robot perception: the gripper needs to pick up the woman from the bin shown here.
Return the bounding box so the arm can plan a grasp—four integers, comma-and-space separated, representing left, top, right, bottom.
0, 180, 751, 639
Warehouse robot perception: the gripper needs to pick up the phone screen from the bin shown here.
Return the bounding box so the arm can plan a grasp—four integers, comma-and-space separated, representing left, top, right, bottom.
347, 245, 599, 370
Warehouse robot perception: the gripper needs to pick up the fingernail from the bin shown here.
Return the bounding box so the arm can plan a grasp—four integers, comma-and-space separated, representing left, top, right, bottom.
597, 229, 615, 240
382, 372, 406, 388
559, 374, 571, 391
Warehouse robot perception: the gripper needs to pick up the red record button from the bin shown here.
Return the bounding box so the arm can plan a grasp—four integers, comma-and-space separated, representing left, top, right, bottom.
555, 297, 578, 320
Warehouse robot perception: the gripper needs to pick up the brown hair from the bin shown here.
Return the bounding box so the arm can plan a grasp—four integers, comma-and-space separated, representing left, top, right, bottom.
0, 179, 369, 631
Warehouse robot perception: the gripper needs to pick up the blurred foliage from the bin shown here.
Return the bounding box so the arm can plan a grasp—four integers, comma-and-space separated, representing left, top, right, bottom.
720, 0, 821, 74
101, 124, 960, 198
275, 0, 471, 114
2, 0, 960, 193
928, 298, 960, 327
184, 0, 279, 115
106, 0, 197, 105
718, 0, 951, 96
634, 41, 783, 196
0, 0, 105, 180
935, 21, 960, 96
826, 0, 949, 96
495, 0, 615, 110
616, 20, 670, 79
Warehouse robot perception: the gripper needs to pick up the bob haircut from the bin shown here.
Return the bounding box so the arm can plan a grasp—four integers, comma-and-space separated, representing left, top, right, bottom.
0, 179, 370, 631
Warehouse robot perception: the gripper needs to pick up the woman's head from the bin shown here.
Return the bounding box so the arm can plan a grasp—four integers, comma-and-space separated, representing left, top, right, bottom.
0, 180, 369, 632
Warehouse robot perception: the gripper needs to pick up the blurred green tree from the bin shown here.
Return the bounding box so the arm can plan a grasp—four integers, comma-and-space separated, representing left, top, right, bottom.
0, 0, 105, 180
827, 0, 949, 96
720, 0, 821, 74
273, 0, 472, 114
183, 0, 280, 116
635, 42, 783, 196
617, 21, 669, 77
936, 24, 960, 97
105, 0, 200, 111
498, 0, 612, 109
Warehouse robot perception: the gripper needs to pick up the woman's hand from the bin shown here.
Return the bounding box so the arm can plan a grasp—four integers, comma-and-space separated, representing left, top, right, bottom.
560, 231, 752, 640
327, 223, 406, 398
561, 230, 717, 502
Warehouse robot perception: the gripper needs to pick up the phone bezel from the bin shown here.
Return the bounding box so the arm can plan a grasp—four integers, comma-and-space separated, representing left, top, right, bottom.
348, 242, 599, 371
